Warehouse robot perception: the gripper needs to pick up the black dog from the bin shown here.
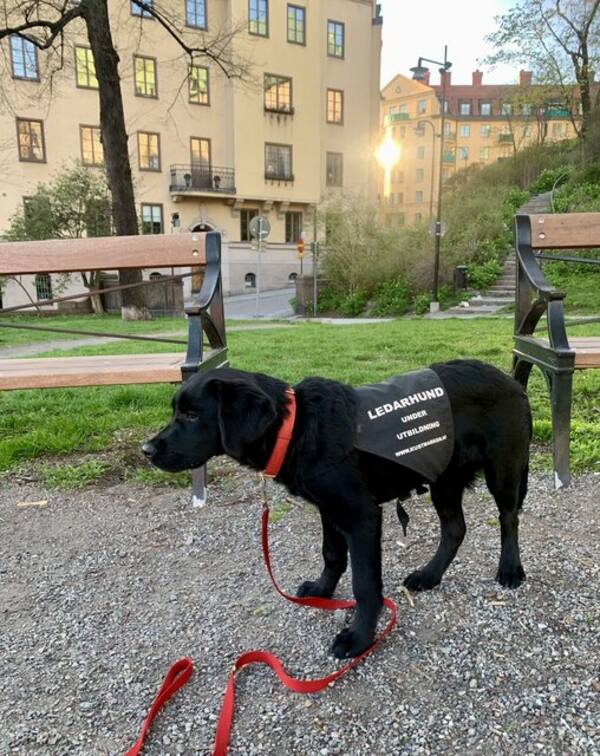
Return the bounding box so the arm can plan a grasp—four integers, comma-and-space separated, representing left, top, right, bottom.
143, 360, 531, 659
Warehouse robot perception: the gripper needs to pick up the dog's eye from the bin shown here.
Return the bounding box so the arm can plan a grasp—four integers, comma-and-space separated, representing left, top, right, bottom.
181, 410, 199, 422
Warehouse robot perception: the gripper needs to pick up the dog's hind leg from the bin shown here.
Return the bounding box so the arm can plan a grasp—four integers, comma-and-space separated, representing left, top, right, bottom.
485, 462, 527, 589
404, 478, 466, 592
296, 513, 348, 599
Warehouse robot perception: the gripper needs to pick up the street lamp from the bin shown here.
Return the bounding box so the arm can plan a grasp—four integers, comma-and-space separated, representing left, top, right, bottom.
411, 46, 452, 312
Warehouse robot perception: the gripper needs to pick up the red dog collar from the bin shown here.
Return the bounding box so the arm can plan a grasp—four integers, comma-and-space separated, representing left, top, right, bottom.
263, 388, 296, 478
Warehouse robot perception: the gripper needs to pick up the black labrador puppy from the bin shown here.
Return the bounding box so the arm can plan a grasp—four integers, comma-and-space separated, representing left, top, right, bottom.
143, 360, 531, 659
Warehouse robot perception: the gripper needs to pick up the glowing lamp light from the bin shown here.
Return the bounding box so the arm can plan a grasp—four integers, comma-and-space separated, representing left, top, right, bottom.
376, 134, 401, 170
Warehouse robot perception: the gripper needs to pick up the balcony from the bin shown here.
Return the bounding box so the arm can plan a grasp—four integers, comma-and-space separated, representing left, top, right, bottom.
498, 133, 513, 143
384, 112, 410, 126
169, 165, 236, 195
442, 151, 455, 163
545, 106, 570, 119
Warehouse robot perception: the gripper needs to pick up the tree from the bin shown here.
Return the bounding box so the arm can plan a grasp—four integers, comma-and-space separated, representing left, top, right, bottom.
485, 0, 600, 150
3, 162, 112, 313
0, 0, 250, 319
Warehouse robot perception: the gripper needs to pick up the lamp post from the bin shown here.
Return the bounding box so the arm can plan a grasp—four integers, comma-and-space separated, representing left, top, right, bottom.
414, 120, 437, 220
410, 46, 451, 312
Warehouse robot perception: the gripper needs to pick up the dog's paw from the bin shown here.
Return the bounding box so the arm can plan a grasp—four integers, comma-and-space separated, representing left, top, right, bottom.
296, 579, 334, 599
403, 569, 441, 592
331, 628, 373, 659
496, 563, 526, 589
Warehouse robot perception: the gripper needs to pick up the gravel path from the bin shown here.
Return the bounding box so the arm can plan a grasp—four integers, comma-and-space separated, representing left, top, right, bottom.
1, 466, 598, 755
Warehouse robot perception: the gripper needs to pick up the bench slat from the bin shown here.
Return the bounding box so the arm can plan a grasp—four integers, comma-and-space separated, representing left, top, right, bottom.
537, 337, 600, 368
529, 213, 600, 249
0, 233, 206, 274
0, 350, 228, 390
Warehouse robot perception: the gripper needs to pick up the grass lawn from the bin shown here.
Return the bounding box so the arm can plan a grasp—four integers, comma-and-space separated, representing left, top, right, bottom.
0, 317, 598, 479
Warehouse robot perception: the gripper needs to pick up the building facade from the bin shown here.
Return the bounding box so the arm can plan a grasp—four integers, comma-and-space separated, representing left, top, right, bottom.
380, 69, 581, 227
0, 0, 383, 308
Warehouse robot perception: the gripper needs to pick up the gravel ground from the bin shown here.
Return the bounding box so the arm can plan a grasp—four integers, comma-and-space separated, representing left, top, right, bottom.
1, 464, 599, 755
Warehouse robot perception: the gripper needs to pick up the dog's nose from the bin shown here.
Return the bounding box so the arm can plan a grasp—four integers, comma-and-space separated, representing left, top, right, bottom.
142, 442, 156, 458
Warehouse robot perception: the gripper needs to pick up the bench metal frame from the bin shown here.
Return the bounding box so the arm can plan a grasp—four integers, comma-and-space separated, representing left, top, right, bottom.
513, 213, 600, 489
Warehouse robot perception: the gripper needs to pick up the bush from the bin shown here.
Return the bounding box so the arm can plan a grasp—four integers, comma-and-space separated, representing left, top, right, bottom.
468, 259, 502, 290
371, 277, 412, 316
528, 165, 571, 194
413, 294, 431, 315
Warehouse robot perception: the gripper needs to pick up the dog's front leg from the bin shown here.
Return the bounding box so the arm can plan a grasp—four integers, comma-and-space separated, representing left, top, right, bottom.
331, 507, 383, 659
297, 513, 348, 599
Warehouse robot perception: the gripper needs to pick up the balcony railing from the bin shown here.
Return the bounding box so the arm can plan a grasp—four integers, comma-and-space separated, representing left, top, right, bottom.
169, 165, 236, 194
498, 133, 513, 143
545, 106, 570, 119
442, 151, 455, 163
384, 112, 410, 126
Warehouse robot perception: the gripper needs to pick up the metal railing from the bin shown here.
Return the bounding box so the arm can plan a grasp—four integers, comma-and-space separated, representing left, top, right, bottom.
169, 165, 236, 194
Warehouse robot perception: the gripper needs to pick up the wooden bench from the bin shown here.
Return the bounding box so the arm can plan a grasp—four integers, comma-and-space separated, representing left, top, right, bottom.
0, 230, 228, 504
513, 212, 600, 489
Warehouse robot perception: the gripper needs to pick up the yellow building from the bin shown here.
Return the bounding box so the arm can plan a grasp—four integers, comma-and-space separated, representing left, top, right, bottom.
380, 70, 579, 227
0, 0, 383, 302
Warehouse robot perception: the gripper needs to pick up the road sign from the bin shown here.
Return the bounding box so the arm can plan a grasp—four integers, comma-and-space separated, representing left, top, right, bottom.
249, 215, 271, 240
296, 239, 305, 257
428, 220, 448, 238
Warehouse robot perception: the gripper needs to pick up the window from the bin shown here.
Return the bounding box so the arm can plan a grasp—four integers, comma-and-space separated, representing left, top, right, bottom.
389, 105, 398, 115
417, 146, 425, 159
443, 100, 449, 113
458, 146, 469, 161
137, 131, 161, 171
10, 36, 38, 80
417, 99, 426, 114
479, 147, 489, 161
264, 74, 292, 113
240, 209, 258, 241
522, 125, 532, 138
397, 192, 404, 204
190, 137, 211, 168
285, 211, 303, 243
501, 102, 512, 115
249, 0, 268, 36
265, 143, 293, 180
16, 118, 45, 162
134, 56, 157, 98
415, 191, 423, 204
35, 273, 52, 301
244, 273, 256, 288
479, 101, 491, 116
326, 152, 343, 187
552, 122, 563, 136
131, 0, 153, 17
480, 124, 491, 138
141, 204, 163, 234
185, 0, 206, 28
399, 103, 408, 114
75, 46, 98, 89
416, 168, 424, 182
459, 101, 471, 115
80, 126, 104, 166
521, 103, 533, 116
189, 65, 209, 105
444, 122, 452, 136
327, 20, 344, 58
414, 212, 422, 222
459, 124, 470, 137
326, 89, 343, 124
287, 5, 305, 44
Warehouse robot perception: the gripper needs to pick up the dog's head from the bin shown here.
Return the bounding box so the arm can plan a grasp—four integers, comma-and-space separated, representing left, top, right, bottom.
142, 368, 278, 472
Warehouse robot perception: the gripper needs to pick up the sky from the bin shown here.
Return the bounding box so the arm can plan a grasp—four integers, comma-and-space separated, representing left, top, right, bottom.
380, 0, 520, 88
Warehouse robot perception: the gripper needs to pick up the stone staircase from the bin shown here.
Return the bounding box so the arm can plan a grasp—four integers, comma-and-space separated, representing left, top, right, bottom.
439, 191, 552, 318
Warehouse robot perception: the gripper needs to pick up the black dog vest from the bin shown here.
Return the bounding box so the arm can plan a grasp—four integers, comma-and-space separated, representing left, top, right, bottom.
354, 369, 454, 482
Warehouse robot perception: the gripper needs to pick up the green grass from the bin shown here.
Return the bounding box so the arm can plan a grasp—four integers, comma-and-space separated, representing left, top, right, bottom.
43, 459, 114, 489
0, 317, 599, 475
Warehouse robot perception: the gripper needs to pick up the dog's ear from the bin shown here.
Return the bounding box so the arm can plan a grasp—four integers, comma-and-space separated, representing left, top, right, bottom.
214, 378, 277, 457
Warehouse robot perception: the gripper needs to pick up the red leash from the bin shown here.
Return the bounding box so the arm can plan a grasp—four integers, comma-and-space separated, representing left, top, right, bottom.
125, 500, 397, 755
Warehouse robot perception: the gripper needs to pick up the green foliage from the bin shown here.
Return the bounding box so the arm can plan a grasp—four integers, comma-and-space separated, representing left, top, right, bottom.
371, 277, 412, 316
2, 161, 111, 242
413, 294, 431, 315
43, 460, 113, 489
468, 259, 502, 290
528, 165, 571, 194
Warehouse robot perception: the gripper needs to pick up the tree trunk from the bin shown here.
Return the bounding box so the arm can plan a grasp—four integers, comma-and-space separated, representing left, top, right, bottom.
82, 0, 151, 321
